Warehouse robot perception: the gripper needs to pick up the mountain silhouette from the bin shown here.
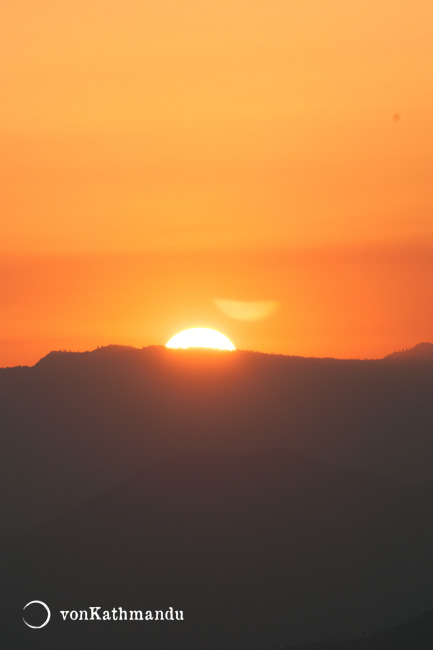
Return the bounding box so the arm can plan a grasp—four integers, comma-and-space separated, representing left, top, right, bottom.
285, 610, 433, 649
1, 344, 433, 535
385, 342, 433, 360
1, 450, 433, 649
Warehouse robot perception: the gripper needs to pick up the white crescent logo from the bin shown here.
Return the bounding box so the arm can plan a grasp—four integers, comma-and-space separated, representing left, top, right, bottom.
23, 600, 51, 629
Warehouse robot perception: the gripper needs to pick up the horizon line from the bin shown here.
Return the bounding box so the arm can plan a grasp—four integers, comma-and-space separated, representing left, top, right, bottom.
2, 341, 433, 370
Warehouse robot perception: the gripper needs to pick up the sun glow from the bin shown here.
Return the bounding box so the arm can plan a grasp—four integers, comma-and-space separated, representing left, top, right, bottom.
166, 328, 236, 351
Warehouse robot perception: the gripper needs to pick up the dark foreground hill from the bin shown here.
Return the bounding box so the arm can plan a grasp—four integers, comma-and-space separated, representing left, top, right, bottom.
286, 610, 433, 649
1, 451, 433, 650
1, 344, 433, 534
385, 342, 433, 360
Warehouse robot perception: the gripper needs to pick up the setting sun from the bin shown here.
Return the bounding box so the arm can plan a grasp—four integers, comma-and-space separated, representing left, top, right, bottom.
166, 328, 236, 351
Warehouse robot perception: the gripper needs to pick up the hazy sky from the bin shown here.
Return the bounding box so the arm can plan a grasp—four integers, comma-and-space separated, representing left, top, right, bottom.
1, 1, 433, 364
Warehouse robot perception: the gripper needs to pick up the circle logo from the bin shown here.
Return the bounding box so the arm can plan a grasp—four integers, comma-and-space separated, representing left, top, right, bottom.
23, 601, 51, 629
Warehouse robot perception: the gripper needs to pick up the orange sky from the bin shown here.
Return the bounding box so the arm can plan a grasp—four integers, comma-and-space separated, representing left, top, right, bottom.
1, 1, 433, 365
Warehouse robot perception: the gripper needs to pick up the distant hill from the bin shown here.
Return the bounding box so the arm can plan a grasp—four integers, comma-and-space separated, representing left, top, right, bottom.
1, 451, 433, 650
1, 344, 433, 535
286, 610, 433, 649
385, 342, 433, 360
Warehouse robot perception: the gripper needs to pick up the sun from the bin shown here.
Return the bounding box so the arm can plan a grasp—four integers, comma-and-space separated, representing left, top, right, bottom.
166, 328, 236, 351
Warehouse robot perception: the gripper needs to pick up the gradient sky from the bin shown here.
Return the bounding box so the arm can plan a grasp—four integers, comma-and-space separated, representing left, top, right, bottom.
1, 1, 433, 365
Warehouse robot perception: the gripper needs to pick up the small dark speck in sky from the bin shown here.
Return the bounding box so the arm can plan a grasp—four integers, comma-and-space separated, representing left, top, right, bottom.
392, 112, 401, 122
